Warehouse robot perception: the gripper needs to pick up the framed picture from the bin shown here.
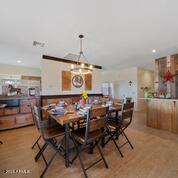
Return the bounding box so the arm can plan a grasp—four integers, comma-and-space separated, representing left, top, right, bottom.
29, 88, 36, 96
72, 75, 83, 88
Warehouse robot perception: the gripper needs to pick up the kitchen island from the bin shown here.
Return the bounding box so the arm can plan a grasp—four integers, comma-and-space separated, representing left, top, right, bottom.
141, 98, 178, 134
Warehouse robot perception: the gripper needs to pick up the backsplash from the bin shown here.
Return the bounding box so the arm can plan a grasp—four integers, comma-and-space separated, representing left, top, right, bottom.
0, 79, 41, 96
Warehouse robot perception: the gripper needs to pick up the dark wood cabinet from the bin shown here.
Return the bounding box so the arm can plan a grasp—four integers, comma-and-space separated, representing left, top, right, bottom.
4, 107, 19, 115
15, 114, 33, 124
0, 108, 4, 116
20, 99, 36, 113
0, 116, 16, 129
0, 96, 40, 130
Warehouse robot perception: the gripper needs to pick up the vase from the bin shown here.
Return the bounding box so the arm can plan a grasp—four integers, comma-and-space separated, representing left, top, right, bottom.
144, 91, 148, 98
81, 99, 86, 106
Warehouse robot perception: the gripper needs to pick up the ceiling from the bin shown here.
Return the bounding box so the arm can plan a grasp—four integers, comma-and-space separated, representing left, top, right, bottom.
0, 0, 178, 70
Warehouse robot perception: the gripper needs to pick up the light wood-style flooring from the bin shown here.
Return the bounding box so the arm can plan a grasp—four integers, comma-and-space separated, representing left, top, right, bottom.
1, 111, 178, 178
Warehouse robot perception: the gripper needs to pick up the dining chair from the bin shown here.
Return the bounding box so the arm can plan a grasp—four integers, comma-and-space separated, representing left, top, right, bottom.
104, 102, 134, 157
31, 103, 42, 150
125, 97, 132, 104
70, 106, 109, 178
33, 106, 65, 178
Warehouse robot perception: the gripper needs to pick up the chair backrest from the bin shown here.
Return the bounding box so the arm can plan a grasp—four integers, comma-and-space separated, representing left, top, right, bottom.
84, 106, 108, 144
113, 98, 124, 105
125, 97, 132, 104
30, 103, 40, 129
121, 102, 134, 126
33, 106, 46, 140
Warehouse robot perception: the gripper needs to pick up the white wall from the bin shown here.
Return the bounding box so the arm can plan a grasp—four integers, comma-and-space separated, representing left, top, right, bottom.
0, 63, 41, 76
137, 68, 154, 110
102, 67, 138, 109
41, 59, 102, 95
102, 67, 154, 111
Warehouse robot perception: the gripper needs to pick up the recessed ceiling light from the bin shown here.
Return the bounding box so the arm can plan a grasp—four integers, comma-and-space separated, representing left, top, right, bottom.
17, 60, 22, 63
152, 49, 156, 53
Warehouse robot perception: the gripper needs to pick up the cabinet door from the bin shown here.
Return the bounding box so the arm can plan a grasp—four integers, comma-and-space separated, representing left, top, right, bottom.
15, 113, 33, 124
0, 116, 16, 129
0, 108, 4, 116
4, 107, 19, 115
20, 99, 36, 113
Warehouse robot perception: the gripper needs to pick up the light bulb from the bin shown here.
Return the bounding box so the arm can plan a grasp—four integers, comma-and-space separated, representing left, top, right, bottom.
89, 65, 93, 69
152, 49, 156, 53
71, 64, 74, 69
81, 63, 84, 68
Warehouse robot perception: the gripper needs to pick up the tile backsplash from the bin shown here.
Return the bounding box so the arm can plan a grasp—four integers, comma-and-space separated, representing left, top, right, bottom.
0, 79, 41, 96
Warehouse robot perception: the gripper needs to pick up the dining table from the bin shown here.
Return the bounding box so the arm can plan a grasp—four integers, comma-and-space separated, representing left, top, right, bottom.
42, 104, 122, 168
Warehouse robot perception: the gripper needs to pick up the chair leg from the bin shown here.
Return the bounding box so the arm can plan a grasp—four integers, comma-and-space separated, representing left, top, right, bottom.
40, 150, 58, 178
121, 130, 134, 149
102, 125, 114, 147
112, 138, 124, 157
32, 136, 41, 149
36, 142, 48, 166
77, 150, 88, 178
40, 140, 64, 178
71, 135, 88, 178
35, 143, 48, 162
96, 142, 109, 168
88, 142, 94, 154
103, 126, 123, 158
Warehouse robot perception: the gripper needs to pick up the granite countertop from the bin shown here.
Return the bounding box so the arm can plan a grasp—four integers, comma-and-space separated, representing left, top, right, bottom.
139, 98, 178, 102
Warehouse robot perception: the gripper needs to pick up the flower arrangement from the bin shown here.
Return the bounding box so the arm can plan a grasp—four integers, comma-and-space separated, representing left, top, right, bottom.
141, 87, 150, 92
82, 90, 88, 100
81, 91, 88, 106
141, 87, 152, 98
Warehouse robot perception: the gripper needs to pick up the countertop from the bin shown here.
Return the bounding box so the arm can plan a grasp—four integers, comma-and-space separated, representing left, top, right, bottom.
140, 98, 178, 102
0, 95, 40, 100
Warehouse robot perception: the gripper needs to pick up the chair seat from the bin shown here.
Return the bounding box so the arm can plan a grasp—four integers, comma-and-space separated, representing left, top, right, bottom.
73, 127, 103, 144
43, 120, 65, 139
108, 119, 130, 128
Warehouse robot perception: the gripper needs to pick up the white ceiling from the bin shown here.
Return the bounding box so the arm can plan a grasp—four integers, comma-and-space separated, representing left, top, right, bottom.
0, 0, 178, 70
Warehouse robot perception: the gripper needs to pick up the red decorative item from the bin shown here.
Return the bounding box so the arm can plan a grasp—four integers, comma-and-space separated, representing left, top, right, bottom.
162, 70, 174, 83
81, 99, 86, 106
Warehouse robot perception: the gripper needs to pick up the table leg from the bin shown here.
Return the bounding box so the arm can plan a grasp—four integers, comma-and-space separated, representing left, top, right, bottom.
115, 111, 119, 139
65, 123, 70, 167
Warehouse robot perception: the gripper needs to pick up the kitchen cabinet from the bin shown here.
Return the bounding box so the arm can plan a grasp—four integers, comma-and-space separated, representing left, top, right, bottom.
0, 96, 40, 130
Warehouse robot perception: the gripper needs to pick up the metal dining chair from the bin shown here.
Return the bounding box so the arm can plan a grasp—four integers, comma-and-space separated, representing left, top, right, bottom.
70, 106, 109, 178
31, 103, 42, 149
104, 102, 134, 157
33, 106, 65, 178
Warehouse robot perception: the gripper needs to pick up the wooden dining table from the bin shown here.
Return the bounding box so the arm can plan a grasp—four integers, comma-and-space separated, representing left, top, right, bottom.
43, 104, 122, 167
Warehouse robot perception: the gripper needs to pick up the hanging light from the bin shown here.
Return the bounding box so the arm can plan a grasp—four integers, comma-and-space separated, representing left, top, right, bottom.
70, 34, 93, 75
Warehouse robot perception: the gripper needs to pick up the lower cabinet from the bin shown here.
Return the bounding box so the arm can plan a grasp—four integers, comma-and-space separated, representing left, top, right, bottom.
0, 108, 4, 116
0, 113, 33, 130
0, 116, 16, 129
4, 107, 19, 115
16, 114, 33, 124
0, 97, 39, 130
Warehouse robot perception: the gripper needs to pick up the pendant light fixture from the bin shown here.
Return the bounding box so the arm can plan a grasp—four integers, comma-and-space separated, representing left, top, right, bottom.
70, 34, 93, 75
